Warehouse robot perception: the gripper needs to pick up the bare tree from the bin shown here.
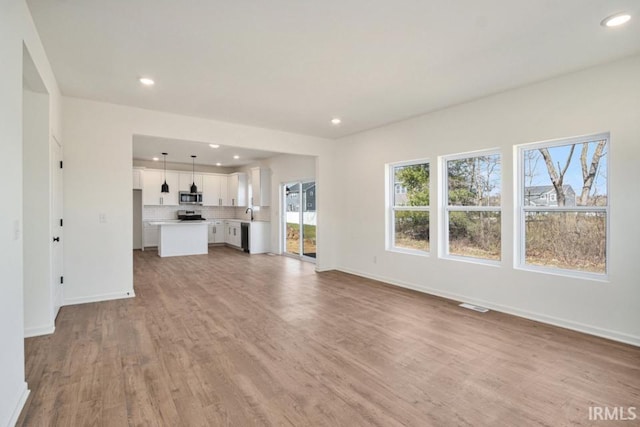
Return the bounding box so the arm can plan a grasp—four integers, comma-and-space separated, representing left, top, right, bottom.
539, 145, 575, 206
524, 150, 540, 187
579, 141, 607, 206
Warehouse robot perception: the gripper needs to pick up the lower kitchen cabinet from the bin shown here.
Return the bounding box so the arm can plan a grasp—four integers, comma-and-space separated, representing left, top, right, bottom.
222, 220, 270, 253
225, 221, 242, 247
208, 221, 225, 244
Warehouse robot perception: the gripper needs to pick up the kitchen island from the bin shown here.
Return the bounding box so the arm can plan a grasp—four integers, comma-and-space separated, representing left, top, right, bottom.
150, 221, 208, 257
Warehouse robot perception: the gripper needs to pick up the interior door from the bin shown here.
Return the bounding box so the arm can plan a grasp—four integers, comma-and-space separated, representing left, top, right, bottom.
51, 136, 64, 318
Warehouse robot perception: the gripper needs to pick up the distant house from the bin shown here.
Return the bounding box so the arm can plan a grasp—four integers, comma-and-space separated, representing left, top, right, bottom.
394, 183, 408, 205
524, 185, 576, 207
286, 182, 316, 212
303, 182, 316, 212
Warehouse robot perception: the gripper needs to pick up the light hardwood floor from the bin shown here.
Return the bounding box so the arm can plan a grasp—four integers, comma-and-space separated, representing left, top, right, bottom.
18, 247, 640, 426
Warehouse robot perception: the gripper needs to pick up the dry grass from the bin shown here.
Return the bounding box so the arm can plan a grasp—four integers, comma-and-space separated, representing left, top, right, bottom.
286, 223, 316, 255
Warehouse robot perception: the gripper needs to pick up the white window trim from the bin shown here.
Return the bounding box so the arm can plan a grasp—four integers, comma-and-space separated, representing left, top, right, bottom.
440, 149, 502, 266
515, 132, 610, 281
386, 158, 430, 256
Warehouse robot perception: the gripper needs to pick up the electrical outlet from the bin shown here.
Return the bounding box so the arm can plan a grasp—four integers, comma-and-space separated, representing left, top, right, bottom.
99, 213, 107, 223
373, 255, 377, 264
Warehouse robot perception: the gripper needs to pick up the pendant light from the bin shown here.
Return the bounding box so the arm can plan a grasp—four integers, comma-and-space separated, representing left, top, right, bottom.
161, 153, 169, 193
190, 155, 198, 193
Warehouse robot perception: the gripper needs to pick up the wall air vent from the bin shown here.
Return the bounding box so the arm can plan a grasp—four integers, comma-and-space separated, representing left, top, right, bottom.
459, 303, 489, 313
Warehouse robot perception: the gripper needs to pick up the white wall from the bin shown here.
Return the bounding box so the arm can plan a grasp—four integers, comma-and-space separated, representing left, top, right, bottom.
0, 1, 62, 425
62, 98, 339, 306
22, 88, 53, 337
335, 55, 640, 345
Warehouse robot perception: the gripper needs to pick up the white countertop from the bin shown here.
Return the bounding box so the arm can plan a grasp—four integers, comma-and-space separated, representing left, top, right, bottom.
149, 221, 208, 226
146, 218, 269, 225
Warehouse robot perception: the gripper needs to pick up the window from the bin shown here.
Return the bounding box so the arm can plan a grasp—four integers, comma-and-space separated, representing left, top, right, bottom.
442, 151, 501, 262
388, 160, 430, 253
519, 133, 608, 277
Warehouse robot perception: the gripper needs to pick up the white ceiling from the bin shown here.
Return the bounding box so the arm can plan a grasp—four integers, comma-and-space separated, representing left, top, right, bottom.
132, 135, 278, 167
27, 0, 640, 139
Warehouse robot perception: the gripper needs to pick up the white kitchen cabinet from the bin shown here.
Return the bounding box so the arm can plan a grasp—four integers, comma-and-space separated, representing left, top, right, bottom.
225, 221, 242, 247
202, 174, 228, 206
179, 172, 203, 192
132, 168, 144, 190
226, 173, 247, 207
143, 223, 159, 247
208, 221, 225, 244
250, 167, 271, 207
143, 169, 179, 206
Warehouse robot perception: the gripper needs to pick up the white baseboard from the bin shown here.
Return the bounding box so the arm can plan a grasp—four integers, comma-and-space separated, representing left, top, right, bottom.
24, 324, 55, 338
337, 266, 640, 347
63, 290, 135, 306
7, 382, 29, 427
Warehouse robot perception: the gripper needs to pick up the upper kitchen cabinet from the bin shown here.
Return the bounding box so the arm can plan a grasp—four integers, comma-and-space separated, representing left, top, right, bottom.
143, 169, 179, 206
179, 172, 203, 192
132, 167, 144, 190
250, 167, 271, 206
227, 173, 247, 207
202, 174, 228, 206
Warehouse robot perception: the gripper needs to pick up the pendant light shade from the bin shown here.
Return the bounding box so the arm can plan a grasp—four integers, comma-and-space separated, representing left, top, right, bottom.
190, 155, 198, 193
161, 152, 170, 193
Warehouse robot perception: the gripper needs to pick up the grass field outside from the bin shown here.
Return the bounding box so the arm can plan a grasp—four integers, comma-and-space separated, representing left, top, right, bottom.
286, 223, 316, 255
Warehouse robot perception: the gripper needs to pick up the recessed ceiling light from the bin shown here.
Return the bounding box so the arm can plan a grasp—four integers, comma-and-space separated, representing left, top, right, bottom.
233, 155, 240, 159
209, 144, 220, 148
601, 13, 631, 27
139, 77, 155, 86
152, 157, 159, 161
216, 162, 222, 166
331, 117, 342, 125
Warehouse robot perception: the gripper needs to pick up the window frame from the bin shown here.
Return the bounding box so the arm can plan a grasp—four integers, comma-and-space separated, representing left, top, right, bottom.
440, 149, 503, 266
386, 158, 431, 256
516, 133, 610, 280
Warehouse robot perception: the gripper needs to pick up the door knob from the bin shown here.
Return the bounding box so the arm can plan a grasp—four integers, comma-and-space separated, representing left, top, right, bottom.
53, 237, 60, 242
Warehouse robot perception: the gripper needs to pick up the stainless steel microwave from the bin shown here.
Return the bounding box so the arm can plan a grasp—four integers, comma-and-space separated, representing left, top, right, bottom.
179, 192, 203, 205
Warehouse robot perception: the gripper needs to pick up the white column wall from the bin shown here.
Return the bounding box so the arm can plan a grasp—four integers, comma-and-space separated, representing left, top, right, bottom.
0, 1, 62, 425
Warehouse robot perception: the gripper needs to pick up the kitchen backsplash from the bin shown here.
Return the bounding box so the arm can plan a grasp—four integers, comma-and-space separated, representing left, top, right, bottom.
234, 206, 270, 222
143, 205, 270, 222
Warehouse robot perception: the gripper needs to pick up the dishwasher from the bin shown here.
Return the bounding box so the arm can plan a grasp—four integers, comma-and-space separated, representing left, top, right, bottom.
241, 222, 250, 253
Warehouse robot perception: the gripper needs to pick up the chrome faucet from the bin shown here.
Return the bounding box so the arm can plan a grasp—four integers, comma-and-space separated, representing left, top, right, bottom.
245, 207, 254, 221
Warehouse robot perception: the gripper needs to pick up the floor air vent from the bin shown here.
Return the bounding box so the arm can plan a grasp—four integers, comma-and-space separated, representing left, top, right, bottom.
459, 303, 489, 313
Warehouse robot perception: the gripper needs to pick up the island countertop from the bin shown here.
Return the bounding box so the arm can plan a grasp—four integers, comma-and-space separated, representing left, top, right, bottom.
149, 220, 207, 225
148, 219, 270, 225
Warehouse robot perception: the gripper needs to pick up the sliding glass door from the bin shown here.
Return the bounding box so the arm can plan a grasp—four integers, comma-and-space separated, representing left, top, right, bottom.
283, 181, 316, 260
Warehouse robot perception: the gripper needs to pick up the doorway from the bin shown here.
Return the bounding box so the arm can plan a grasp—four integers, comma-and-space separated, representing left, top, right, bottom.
283, 181, 316, 260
